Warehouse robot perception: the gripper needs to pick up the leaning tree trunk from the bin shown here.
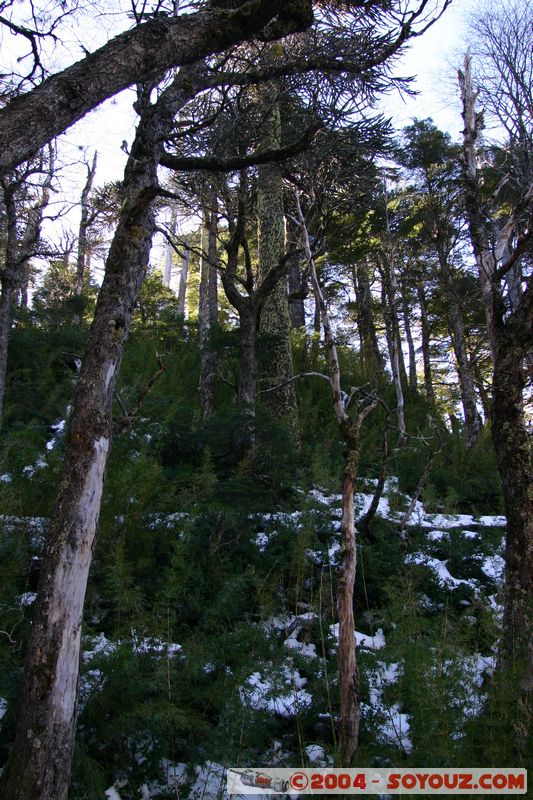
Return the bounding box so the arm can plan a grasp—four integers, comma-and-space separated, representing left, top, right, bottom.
257, 88, 297, 426
0, 68, 200, 800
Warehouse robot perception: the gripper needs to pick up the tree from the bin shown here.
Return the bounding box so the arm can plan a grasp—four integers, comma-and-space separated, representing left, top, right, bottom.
458, 10, 532, 755
295, 190, 377, 764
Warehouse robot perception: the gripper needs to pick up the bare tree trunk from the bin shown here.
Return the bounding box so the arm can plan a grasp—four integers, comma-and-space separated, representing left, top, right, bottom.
75, 151, 98, 295
163, 205, 178, 287
287, 217, 306, 328
0, 283, 14, 422
417, 284, 435, 407
237, 306, 258, 451
296, 191, 376, 765
257, 89, 297, 425
352, 262, 384, 376
199, 205, 218, 419
380, 259, 406, 444
438, 246, 480, 448
400, 279, 417, 391
177, 246, 189, 317
0, 68, 200, 800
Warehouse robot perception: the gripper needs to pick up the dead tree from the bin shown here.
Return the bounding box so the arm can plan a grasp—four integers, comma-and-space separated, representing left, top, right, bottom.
295, 190, 377, 765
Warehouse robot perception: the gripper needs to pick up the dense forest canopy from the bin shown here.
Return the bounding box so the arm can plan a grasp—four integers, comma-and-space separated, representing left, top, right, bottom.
0, 1, 531, 798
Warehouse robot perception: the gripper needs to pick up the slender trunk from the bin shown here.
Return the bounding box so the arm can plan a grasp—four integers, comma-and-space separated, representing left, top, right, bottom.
0, 282, 14, 422
352, 262, 384, 376
400, 280, 417, 391
75, 151, 98, 296
417, 285, 435, 407
438, 247, 480, 448
199, 207, 218, 419
163, 206, 178, 287
177, 246, 189, 317
287, 218, 305, 328
380, 261, 406, 443
257, 89, 297, 425
0, 68, 200, 800
295, 191, 377, 765
237, 306, 257, 452
337, 422, 361, 765
360, 428, 389, 535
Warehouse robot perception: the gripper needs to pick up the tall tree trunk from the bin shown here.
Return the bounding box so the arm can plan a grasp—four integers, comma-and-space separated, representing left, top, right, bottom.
417, 284, 435, 407
400, 279, 417, 391
75, 151, 98, 296
199, 205, 218, 419
459, 56, 533, 757
0, 68, 200, 800
236, 306, 258, 452
177, 245, 189, 317
380, 260, 406, 444
0, 282, 14, 422
438, 247, 480, 448
163, 205, 178, 287
287, 218, 306, 328
352, 262, 384, 376
257, 90, 297, 425
295, 191, 376, 765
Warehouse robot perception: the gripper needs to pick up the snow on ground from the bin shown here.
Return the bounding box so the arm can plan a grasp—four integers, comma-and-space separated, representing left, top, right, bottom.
241, 665, 312, 717
405, 552, 480, 591
0, 698, 7, 721
329, 623, 386, 650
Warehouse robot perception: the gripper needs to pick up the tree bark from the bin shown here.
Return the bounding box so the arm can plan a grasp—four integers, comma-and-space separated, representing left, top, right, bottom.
163, 206, 178, 287
177, 246, 189, 317
0, 68, 200, 800
75, 151, 98, 296
400, 279, 417, 391
437, 245, 480, 448
417, 284, 435, 407
0, 1, 313, 175
0, 283, 14, 422
199, 206, 218, 418
257, 90, 297, 425
352, 262, 384, 376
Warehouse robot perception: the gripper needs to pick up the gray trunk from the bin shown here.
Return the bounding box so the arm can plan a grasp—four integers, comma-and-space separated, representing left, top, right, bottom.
75, 151, 98, 295
0, 283, 14, 422
163, 206, 178, 287
177, 246, 189, 317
